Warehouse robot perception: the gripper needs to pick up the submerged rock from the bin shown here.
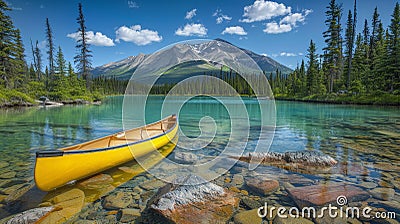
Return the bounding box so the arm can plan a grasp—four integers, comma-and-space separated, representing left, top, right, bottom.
0, 161, 9, 169
287, 182, 369, 208
102, 192, 132, 210
234, 209, 262, 224
248, 151, 338, 166
149, 174, 239, 224
174, 152, 198, 164
6, 206, 54, 224
236, 151, 337, 174
40, 188, 85, 223
140, 179, 166, 191
246, 178, 279, 195
369, 187, 395, 201
0, 171, 17, 179
78, 174, 113, 190
117, 208, 140, 222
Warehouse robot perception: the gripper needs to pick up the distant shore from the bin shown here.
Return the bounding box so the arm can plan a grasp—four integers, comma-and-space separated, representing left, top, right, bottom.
1, 93, 399, 108
274, 94, 400, 106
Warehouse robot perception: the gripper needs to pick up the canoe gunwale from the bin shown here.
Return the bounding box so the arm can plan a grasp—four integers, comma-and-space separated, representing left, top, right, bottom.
35, 114, 177, 157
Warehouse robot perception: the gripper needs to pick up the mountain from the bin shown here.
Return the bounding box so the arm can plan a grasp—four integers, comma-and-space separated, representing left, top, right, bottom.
91, 39, 292, 83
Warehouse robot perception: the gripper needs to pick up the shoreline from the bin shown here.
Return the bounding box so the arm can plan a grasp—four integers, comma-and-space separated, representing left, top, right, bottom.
1, 94, 399, 109
274, 97, 400, 107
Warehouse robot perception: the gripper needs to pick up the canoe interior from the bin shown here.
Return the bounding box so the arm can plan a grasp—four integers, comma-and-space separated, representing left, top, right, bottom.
61, 115, 177, 151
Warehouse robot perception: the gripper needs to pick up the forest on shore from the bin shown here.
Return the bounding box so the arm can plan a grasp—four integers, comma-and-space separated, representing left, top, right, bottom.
271, 0, 399, 105
0, 1, 127, 107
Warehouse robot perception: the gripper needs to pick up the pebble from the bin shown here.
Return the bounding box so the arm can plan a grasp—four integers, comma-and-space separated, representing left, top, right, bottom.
234, 209, 262, 224
369, 187, 395, 201
0, 161, 9, 169
232, 174, 244, 186
240, 198, 261, 209
139, 179, 165, 191
0, 171, 16, 179
102, 192, 132, 209
117, 208, 140, 222
359, 181, 378, 189
246, 178, 279, 195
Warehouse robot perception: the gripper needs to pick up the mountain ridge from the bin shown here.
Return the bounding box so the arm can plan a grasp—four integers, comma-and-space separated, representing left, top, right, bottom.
92, 39, 292, 81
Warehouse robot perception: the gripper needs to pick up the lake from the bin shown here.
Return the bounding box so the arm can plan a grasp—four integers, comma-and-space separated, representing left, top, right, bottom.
0, 96, 399, 223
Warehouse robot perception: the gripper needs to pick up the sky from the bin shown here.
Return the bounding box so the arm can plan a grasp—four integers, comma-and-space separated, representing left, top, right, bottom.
5, 0, 399, 69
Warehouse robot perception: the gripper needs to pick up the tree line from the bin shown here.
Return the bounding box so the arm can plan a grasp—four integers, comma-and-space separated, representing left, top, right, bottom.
271, 0, 399, 102
0, 1, 126, 105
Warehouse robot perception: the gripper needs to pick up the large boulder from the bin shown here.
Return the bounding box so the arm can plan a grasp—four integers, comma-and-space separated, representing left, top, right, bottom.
149, 174, 239, 224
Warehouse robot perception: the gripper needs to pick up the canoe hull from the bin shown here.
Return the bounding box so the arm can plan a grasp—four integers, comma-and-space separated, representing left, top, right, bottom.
35, 116, 178, 191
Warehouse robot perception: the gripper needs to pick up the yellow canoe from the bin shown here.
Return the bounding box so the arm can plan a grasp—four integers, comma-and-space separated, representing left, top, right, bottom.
34, 114, 178, 191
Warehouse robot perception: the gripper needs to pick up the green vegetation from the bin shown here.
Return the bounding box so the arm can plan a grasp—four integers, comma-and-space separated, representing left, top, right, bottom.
0, 1, 126, 107
271, 0, 399, 105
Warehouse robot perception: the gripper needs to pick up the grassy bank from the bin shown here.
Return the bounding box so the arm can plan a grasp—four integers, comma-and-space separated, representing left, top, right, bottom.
274, 93, 400, 106
0, 88, 103, 108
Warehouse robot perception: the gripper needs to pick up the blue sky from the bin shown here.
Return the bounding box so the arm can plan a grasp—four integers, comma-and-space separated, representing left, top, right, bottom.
6, 0, 399, 69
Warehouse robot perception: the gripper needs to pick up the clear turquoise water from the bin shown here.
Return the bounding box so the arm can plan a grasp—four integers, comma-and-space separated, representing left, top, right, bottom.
0, 96, 399, 219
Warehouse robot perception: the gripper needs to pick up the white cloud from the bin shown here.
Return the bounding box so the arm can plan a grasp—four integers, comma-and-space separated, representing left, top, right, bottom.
213, 9, 232, 24
175, 23, 207, 36
298, 52, 304, 56
127, 1, 139, 8
263, 8, 312, 34
261, 53, 268, 57
263, 22, 292, 34
67, 31, 115, 46
115, 25, 162, 46
185, 9, 197, 19
280, 13, 305, 25
280, 9, 312, 26
280, 52, 297, 56
241, 0, 291, 23
222, 26, 247, 35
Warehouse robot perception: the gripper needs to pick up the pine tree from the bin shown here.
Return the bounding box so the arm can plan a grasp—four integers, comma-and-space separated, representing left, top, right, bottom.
323, 0, 343, 93
344, 0, 357, 90
74, 3, 92, 89
388, 2, 400, 92
55, 46, 66, 76
34, 40, 43, 81
11, 29, 26, 89
0, 0, 14, 88
306, 40, 318, 95
369, 7, 381, 58
45, 18, 55, 76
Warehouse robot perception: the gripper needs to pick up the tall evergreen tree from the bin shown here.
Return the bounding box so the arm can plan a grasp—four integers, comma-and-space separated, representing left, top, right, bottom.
344, 0, 357, 90
370, 7, 381, 58
323, 0, 343, 93
0, 0, 14, 88
11, 29, 26, 88
363, 19, 370, 46
344, 10, 354, 89
45, 18, 54, 76
388, 2, 400, 92
306, 40, 318, 95
55, 46, 66, 76
74, 3, 92, 89
34, 40, 43, 81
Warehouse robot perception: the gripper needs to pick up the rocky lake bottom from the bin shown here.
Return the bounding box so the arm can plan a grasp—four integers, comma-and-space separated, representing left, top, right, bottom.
0, 97, 399, 223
